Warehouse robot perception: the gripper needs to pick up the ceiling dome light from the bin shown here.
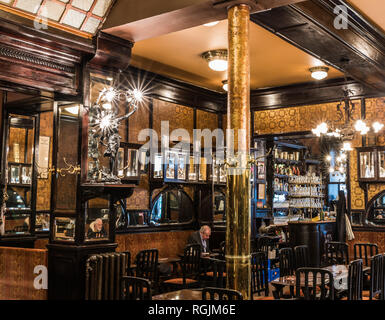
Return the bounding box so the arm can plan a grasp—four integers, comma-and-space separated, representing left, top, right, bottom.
203, 21, 219, 27
309, 66, 329, 80
222, 80, 228, 92
201, 49, 228, 71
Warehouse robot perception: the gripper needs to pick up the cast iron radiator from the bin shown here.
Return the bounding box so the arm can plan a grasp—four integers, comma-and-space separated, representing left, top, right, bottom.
85, 251, 130, 300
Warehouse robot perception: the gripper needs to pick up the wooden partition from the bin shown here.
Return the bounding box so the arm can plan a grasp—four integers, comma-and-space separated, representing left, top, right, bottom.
0, 247, 48, 300
116, 230, 194, 262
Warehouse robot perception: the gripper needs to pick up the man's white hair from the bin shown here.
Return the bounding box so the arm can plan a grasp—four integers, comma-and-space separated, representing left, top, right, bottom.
200, 225, 211, 233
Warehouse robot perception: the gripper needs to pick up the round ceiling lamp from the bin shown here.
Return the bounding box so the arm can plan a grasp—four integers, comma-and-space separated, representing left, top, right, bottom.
201, 49, 228, 71
222, 80, 228, 92
309, 66, 329, 80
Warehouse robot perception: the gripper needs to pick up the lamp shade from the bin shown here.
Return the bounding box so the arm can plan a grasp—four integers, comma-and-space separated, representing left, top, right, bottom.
201, 49, 228, 71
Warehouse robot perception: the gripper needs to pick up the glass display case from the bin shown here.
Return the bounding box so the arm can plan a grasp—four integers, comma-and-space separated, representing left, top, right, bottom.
165, 150, 176, 179
85, 198, 110, 241
188, 155, 198, 181
2, 114, 37, 238
35, 213, 50, 232
177, 153, 187, 180
359, 150, 375, 179
357, 147, 385, 182
153, 153, 163, 179
199, 157, 207, 181
53, 217, 76, 241
378, 150, 385, 178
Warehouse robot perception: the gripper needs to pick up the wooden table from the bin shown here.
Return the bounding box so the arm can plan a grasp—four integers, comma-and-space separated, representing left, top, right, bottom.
270, 265, 370, 299
152, 289, 203, 300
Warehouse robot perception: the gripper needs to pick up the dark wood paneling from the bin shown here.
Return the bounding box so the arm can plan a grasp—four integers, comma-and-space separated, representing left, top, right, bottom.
250, 0, 385, 92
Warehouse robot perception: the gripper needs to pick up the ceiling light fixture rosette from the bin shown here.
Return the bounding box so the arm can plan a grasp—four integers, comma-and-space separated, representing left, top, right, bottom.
201, 49, 228, 71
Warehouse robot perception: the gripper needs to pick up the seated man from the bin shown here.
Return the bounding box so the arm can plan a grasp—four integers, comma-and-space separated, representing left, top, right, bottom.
187, 225, 211, 253
87, 218, 107, 239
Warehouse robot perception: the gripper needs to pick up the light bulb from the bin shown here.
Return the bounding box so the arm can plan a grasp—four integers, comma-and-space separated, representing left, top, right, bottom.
105, 87, 116, 102
373, 121, 384, 133
310, 66, 329, 80
132, 88, 143, 102
208, 59, 228, 71
342, 142, 352, 151
329, 167, 334, 173
326, 155, 331, 162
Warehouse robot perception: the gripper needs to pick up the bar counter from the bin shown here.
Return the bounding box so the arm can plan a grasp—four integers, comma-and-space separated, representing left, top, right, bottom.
288, 219, 337, 267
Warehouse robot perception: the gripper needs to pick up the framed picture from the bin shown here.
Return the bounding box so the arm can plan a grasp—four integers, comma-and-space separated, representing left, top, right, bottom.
37, 136, 50, 179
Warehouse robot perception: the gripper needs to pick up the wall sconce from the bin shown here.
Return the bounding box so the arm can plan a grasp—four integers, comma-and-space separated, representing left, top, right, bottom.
222, 80, 228, 92
44, 158, 80, 177
201, 49, 228, 71
309, 66, 329, 80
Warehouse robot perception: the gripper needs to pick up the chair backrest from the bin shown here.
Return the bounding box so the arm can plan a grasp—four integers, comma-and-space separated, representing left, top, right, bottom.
369, 254, 384, 300
353, 243, 379, 266
182, 244, 201, 279
348, 259, 363, 300
202, 287, 243, 300
207, 258, 226, 288
251, 251, 269, 298
279, 247, 295, 277
325, 241, 349, 265
135, 249, 159, 283
294, 245, 310, 269
257, 236, 278, 257
295, 267, 334, 300
120, 276, 152, 300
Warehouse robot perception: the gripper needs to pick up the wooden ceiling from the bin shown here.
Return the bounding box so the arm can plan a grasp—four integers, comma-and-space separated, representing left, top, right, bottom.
347, 0, 385, 34
129, 19, 343, 92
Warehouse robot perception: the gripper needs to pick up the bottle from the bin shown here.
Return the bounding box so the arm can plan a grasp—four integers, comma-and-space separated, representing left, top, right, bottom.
320, 209, 325, 221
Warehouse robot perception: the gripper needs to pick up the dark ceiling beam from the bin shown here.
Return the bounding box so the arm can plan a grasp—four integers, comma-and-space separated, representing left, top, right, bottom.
103, 0, 306, 42
249, 77, 383, 110
250, 0, 385, 91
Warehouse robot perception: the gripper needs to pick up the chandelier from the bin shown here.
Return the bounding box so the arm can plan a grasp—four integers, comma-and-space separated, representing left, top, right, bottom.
311, 87, 383, 150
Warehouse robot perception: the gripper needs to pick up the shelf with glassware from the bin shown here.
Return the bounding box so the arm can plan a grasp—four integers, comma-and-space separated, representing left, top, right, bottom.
356, 146, 385, 182
272, 143, 305, 217
116, 142, 146, 183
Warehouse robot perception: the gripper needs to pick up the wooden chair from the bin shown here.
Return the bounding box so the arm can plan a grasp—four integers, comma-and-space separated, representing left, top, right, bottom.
294, 245, 310, 269
251, 251, 274, 300
162, 244, 201, 290
346, 259, 364, 300
295, 267, 334, 300
279, 247, 295, 276
256, 235, 279, 267
353, 243, 378, 267
134, 249, 159, 292
203, 258, 226, 288
325, 241, 349, 266
363, 254, 384, 300
202, 287, 243, 300
120, 276, 152, 300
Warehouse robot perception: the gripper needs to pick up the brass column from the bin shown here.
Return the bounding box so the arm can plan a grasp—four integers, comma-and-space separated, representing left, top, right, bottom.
226, 4, 251, 299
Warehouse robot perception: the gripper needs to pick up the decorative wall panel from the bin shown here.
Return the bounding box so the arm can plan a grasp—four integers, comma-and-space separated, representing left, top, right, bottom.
152, 99, 194, 143
0, 247, 47, 300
